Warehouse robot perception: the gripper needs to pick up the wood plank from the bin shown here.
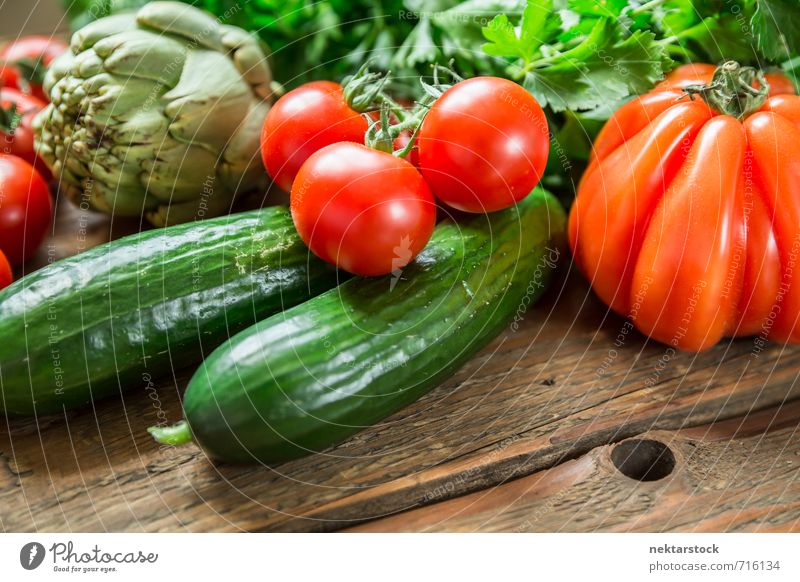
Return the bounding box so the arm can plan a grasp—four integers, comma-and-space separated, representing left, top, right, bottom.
1, 198, 799, 532
348, 402, 800, 532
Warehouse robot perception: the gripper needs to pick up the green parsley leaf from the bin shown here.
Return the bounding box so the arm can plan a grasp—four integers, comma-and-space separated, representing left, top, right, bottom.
482, 0, 557, 64
524, 20, 670, 111
752, 0, 800, 60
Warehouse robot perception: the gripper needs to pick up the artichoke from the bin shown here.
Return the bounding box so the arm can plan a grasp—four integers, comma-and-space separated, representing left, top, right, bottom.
34, 1, 273, 226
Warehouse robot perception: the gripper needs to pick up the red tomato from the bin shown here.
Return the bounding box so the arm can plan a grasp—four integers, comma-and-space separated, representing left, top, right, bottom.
291, 142, 436, 276
589, 63, 796, 173
261, 81, 369, 192
0, 249, 11, 290
394, 130, 419, 167
570, 64, 800, 351
0, 36, 68, 102
1, 89, 49, 178
0, 154, 52, 265
0, 36, 67, 67
0, 65, 21, 91
417, 77, 549, 213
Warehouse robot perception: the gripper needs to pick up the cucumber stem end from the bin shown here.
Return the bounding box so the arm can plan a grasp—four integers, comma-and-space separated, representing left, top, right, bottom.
148, 420, 193, 446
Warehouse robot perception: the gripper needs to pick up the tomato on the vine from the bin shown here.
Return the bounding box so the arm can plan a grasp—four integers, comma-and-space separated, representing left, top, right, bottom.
0, 249, 11, 290
261, 81, 369, 192
0, 154, 52, 265
291, 142, 436, 276
417, 77, 549, 213
1, 88, 49, 177
0, 65, 21, 91
0, 36, 68, 102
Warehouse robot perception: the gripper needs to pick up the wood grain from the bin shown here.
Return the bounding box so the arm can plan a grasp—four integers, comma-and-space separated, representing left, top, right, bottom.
1, 197, 799, 532
348, 402, 800, 532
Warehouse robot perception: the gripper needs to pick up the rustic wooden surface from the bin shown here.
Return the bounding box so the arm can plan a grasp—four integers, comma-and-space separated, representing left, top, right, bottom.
1, 196, 799, 532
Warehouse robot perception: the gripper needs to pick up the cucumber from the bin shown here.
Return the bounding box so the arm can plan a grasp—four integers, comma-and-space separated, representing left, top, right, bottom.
151, 189, 566, 463
0, 207, 339, 415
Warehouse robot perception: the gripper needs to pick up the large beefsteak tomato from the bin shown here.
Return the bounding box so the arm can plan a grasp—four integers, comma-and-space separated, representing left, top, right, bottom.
570, 62, 800, 351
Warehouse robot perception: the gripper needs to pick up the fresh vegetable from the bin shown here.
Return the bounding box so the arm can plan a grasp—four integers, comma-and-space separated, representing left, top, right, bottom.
0, 65, 21, 91
34, 1, 273, 227
570, 61, 800, 352
418, 76, 549, 213
0, 154, 52, 265
66, 1, 800, 206
0, 36, 69, 102
150, 188, 565, 463
587, 62, 796, 176
0, 250, 11, 290
291, 142, 436, 276
261, 81, 368, 192
1, 88, 49, 178
0, 206, 340, 416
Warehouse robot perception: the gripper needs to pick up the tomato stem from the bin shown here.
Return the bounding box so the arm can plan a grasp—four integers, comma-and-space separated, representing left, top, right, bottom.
681, 60, 770, 120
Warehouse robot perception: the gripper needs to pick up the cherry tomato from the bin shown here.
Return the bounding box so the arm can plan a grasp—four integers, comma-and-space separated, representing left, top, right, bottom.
261, 81, 369, 192
417, 77, 549, 213
0, 249, 11, 290
0, 36, 68, 102
291, 142, 436, 276
1, 88, 49, 178
394, 130, 419, 167
0, 154, 52, 265
0, 65, 21, 91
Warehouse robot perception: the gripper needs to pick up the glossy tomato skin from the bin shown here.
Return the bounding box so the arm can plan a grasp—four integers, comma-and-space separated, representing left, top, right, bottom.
1, 89, 49, 178
262, 81, 369, 192
589, 63, 796, 174
291, 142, 436, 276
0, 36, 68, 66
0, 249, 11, 290
0, 36, 68, 102
417, 77, 549, 213
0, 154, 52, 265
570, 79, 800, 351
0, 65, 21, 91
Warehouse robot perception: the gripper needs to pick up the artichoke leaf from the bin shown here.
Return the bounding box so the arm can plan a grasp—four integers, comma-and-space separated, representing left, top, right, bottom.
72, 14, 138, 52
105, 108, 170, 144
147, 189, 235, 227
85, 77, 164, 125
162, 49, 251, 149
93, 30, 187, 87
137, 1, 224, 52
72, 50, 104, 79
220, 101, 270, 193
141, 143, 221, 201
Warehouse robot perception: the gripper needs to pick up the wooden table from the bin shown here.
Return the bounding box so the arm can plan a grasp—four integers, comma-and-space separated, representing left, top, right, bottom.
2, 196, 799, 532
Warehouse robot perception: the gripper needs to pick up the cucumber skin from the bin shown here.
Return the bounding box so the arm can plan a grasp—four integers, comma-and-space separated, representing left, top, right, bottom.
0, 207, 339, 415
183, 189, 566, 464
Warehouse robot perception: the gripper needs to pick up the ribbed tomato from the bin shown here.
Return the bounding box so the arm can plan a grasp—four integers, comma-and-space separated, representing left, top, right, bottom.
570, 62, 800, 351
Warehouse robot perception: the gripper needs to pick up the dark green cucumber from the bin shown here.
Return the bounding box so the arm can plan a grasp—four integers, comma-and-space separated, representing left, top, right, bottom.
0, 207, 339, 415
152, 189, 566, 463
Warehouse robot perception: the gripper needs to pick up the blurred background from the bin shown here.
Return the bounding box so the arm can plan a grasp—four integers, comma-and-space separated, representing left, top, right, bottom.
1, 0, 67, 37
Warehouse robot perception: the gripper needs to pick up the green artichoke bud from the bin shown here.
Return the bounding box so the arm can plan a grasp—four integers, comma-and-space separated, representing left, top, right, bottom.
34, 1, 273, 226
